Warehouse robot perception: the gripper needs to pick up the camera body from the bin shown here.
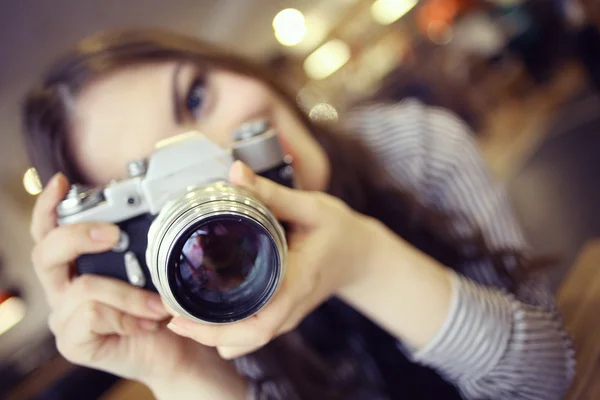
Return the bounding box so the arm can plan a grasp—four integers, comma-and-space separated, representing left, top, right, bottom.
57, 121, 293, 323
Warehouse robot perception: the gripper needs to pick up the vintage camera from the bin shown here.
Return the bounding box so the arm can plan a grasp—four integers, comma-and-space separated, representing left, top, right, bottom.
57, 121, 292, 324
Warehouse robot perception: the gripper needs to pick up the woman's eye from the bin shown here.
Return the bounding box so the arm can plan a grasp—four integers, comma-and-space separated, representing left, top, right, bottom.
185, 78, 207, 118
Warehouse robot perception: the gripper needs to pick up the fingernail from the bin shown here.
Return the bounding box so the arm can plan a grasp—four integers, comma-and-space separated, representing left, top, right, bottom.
232, 161, 255, 187
139, 319, 159, 331
241, 164, 256, 186
48, 172, 62, 190
89, 225, 120, 242
147, 296, 168, 316
218, 346, 240, 360
167, 321, 190, 337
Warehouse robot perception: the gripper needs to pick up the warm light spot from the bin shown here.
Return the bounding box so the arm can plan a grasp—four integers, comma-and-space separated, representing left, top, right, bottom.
309, 103, 339, 122
23, 167, 42, 195
303, 40, 351, 80
371, 0, 418, 25
0, 296, 26, 336
273, 9, 307, 46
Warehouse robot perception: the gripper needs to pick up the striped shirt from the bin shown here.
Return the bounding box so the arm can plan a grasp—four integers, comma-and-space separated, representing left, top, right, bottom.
238, 99, 576, 399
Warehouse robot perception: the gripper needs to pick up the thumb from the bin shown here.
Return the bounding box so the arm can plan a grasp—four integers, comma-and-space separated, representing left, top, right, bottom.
31, 172, 71, 243
229, 161, 320, 225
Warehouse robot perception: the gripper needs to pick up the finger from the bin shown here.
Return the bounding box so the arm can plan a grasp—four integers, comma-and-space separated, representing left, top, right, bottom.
215, 297, 310, 360
51, 275, 169, 332
53, 302, 159, 366
229, 161, 322, 225
216, 296, 314, 360
85, 303, 160, 335
279, 301, 310, 335
31, 222, 120, 296
57, 301, 159, 337
30, 173, 70, 243
167, 287, 295, 347
176, 250, 317, 349
217, 344, 262, 360
161, 299, 183, 318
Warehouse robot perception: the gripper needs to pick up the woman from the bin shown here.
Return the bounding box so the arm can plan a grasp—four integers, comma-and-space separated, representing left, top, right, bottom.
24, 30, 574, 399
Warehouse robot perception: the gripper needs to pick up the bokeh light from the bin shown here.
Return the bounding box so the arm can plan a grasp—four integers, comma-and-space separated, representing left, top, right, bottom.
304, 39, 351, 80
0, 295, 26, 336
371, 0, 418, 25
309, 103, 339, 122
23, 167, 42, 196
273, 9, 307, 46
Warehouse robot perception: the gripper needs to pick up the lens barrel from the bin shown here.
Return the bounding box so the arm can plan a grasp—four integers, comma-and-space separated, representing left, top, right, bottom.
146, 182, 287, 323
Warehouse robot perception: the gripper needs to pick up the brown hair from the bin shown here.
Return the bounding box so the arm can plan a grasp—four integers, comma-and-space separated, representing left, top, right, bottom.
22, 29, 535, 397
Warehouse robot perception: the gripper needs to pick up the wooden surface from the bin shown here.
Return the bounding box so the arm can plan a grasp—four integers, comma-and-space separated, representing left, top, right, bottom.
557, 240, 600, 400
5, 356, 75, 400
100, 380, 155, 400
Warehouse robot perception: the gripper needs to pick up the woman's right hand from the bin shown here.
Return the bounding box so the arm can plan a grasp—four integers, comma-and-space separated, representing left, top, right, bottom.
29, 173, 246, 398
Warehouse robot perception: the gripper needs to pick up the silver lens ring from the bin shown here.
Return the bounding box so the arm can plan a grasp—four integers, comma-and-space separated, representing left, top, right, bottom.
146, 181, 287, 323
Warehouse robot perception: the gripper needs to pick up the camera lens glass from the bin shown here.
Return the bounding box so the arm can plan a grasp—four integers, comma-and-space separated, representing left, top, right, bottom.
167, 215, 280, 323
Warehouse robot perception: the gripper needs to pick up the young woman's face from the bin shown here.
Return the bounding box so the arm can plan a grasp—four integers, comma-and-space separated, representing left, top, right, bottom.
68, 62, 329, 191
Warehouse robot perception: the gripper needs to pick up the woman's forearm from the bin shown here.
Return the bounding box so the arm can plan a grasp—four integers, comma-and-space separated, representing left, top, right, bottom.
339, 220, 454, 350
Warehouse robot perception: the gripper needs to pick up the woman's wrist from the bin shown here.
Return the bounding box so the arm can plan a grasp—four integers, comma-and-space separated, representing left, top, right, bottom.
338, 216, 402, 297
337, 219, 453, 349
145, 350, 248, 400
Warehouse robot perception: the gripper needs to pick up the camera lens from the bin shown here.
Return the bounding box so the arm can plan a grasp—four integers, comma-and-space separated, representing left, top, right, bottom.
179, 219, 257, 293
146, 182, 286, 324
167, 216, 281, 323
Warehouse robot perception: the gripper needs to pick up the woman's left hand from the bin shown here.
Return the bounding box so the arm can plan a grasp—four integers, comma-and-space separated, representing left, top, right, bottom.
166, 161, 383, 359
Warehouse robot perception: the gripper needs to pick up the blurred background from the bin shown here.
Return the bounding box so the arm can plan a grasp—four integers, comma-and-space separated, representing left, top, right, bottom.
1, 0, 599, 398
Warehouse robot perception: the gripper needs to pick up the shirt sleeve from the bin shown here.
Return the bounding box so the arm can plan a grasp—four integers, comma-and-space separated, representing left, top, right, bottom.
346, 100, 576, 399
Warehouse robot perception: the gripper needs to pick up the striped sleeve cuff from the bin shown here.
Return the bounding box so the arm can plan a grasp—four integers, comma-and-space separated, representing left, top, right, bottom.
408, 271, 513, 381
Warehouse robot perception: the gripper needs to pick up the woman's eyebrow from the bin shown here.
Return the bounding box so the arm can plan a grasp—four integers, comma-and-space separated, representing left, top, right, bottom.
172, 63, 184, 124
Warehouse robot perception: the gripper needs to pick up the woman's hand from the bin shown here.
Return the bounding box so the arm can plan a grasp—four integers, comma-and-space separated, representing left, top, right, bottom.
30, 173, 246, 399
166, 161, 384, 359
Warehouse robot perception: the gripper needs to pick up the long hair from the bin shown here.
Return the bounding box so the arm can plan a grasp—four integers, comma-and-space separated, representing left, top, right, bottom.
22, 29, 536, 398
